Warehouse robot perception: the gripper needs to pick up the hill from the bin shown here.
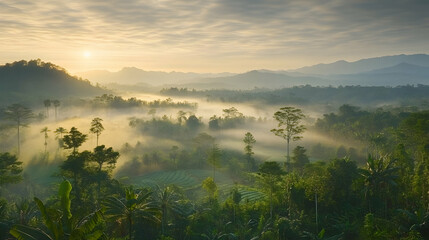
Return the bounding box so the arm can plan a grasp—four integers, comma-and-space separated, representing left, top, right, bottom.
0, 59, 106, 105
292, 54, 429, 75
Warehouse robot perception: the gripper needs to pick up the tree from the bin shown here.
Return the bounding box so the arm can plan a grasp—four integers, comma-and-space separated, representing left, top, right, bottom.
40, 127, 50, 153
52, 100, 60, 120
91, 145, 119, 198
0, 152, 23, 186
177, 110, 187, 124
3, 104, 34, 155
60, 151, 91, 204
169, 146, 179, 169
243, 132, 256, 170
292, 146, 309, 171
43, 99, 51, 118
153, 186, 185, 236
360, 155, 399, 214
90, 117, 104, 146
207, 144, 221, 181
63, 127, 87, 154
258, 161, 284, 219
271, 107, 305, 171
54, 127, 67, 148
104, 187, 158, 240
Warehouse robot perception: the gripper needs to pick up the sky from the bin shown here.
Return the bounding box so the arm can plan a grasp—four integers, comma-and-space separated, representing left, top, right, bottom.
1, 0, 428, 73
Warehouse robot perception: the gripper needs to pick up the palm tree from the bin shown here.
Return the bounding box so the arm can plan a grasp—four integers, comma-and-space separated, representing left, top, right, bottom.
103, 187, 158, 240
153, 186, 187, 236
359, 155, 398, 214
52, 100, 60, 121
43, 99, 51, 118
54, 127, 68, 149
40, 127, 50, 153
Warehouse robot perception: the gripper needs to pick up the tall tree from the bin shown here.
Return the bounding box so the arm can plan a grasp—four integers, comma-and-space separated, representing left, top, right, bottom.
63, 127, 87, 154
52, 100, 60, 121
3, 104, 34, 155
243, 132, 256, 170
90, 117, 104, 146
207, 144, 221, 181
43, 99, 51, 118
91, 145, 119, 198
54, 127, 67, 148
271, 107, 305, 171
0, 152, 23, 186
40, 127, 50, 153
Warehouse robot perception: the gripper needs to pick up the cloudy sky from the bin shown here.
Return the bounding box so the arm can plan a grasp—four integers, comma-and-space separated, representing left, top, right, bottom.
1, 0, 428, 73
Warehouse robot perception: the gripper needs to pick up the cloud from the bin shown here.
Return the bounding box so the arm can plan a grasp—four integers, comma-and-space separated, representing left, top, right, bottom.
1, 0, 428, 72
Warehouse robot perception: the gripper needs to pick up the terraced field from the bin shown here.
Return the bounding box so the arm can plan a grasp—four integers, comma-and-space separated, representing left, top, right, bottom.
129, 169, 266, 202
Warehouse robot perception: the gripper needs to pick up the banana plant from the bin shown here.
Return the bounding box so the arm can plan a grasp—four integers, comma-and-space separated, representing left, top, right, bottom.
10, 180, 104, 240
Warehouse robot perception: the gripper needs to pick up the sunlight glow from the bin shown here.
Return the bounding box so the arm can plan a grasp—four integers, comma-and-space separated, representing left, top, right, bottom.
83, 51, 91, 58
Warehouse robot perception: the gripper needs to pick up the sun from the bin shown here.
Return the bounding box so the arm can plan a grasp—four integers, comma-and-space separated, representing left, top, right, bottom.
83, 51, 91, 58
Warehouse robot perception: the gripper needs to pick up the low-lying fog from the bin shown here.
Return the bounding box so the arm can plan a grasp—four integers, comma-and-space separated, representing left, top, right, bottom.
5, 92, 353, 173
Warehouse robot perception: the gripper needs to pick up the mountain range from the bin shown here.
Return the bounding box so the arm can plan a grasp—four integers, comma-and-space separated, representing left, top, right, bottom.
77, 54, 429, 90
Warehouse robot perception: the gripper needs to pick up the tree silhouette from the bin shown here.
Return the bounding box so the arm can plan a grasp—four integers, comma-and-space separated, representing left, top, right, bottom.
271, 107, 305, 171
90, 117, 104, 146
3, 104, 34, 155
292, 146, 309, 171
43, 99, 51, 118
63, 127, 87, 154
52, 99, 60, 120
91, 145, 119, 198
169, 145, 179, 169
54, 127, 67, 149
243, 132, 256, 170
40, 127, 50, 153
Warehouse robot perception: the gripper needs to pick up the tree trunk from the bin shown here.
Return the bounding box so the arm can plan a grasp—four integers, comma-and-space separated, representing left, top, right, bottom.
17, 124, 20, 156
286, 138, 290, 172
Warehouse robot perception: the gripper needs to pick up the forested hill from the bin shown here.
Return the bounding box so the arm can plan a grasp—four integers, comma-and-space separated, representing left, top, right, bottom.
0, 59, 106, 104
161, 85, 429, 108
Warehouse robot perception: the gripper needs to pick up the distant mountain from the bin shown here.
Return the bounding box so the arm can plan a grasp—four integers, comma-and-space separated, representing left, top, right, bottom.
331, 62, 429, 86
364, 62, 429, 75
78, 67, 233, 86
0, 60, 106, 105
177, 70, 331, 90
293, 54, 429, 75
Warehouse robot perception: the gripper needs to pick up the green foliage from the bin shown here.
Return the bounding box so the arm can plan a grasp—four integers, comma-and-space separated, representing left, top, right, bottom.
0, 152, 23, 186
10, 180, 104, 240
202, 177, 218, 200
292, 146, 309, 170
63, 127, 87, 153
